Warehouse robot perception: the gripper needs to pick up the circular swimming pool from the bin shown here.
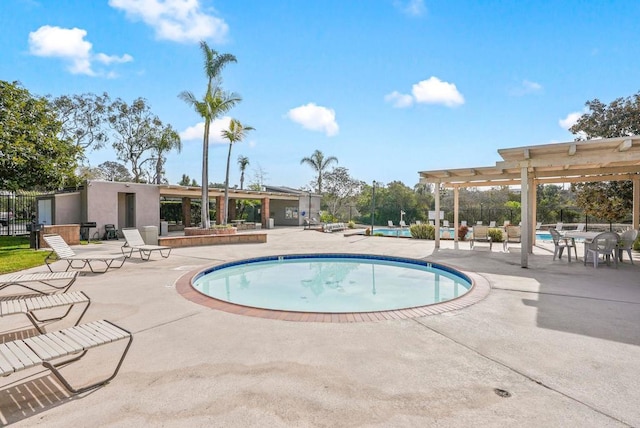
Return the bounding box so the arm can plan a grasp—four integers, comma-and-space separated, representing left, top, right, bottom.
191, 254, 473, 313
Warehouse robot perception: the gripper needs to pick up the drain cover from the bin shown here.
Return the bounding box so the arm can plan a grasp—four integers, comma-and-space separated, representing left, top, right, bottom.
494, 388, 511, 398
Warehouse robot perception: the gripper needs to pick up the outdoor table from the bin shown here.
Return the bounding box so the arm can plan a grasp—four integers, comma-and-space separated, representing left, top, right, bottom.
563, 231, 618, 261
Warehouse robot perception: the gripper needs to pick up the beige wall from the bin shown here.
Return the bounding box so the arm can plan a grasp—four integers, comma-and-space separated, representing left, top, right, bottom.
54, 192, 82, 224
86, 181, 160, 237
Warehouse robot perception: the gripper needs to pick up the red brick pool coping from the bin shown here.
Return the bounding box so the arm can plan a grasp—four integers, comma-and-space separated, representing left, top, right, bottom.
175, 264, 491, 322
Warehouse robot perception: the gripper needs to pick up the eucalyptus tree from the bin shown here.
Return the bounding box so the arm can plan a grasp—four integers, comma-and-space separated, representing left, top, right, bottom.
221, 119, 254, 224
300, 149, 338, 194
237, 155, 250, 190
179, 41, 238, 228
0, 80, 80, 190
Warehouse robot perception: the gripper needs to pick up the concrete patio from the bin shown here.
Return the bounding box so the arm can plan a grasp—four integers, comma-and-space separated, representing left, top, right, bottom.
1, 227, 639, 427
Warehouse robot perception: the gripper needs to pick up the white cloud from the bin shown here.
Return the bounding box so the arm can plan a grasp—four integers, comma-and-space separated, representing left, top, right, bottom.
559, 111, 582, 130
109, 0, 228, 43
394, 0, 426, 17
411, 77, 465, 107
286, 103, 339, 137
180, 116, 232, 143
384, 91, 414, 108
509, 79, 542, 96
28, 25, 132, 76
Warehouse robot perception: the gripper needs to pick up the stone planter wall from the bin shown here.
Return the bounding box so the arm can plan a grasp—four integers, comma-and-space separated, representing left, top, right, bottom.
184, 227, 237, 236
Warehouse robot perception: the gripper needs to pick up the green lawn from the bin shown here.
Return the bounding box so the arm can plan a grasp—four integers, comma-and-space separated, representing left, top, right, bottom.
0, 236, 48, 274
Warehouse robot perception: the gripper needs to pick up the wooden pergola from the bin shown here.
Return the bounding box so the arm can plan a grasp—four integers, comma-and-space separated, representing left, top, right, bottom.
418, 136, 640, 268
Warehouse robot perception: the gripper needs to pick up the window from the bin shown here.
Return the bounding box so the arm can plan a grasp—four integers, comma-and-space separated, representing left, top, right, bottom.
285, 207, 298, 219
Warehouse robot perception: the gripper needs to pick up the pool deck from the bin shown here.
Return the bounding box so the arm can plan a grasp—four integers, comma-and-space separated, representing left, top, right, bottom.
2, 228, 639, 427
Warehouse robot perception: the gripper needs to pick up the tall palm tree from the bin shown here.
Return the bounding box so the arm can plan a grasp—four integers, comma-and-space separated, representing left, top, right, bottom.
221, 119, 254, 224
152, 125, 181, 184
237, 155, 250, 190
300, 149, 338, 194
178, 41, 238, 228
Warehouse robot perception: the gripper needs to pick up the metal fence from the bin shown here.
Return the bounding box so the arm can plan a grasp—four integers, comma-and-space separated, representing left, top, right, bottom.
0, 191, 43, 236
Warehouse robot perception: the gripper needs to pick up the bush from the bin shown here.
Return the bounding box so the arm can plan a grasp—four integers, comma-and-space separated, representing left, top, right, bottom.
633, 235, 640, 251
458, 225, 469, 241
410, 224, 435, 240
488, 228, 504, 242
348, 220, 355, 229
365, 228, 371, 236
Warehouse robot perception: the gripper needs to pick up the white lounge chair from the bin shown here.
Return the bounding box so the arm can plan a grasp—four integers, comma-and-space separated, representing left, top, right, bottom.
443, 220, 450, 228
575, 223, 585, 232
388, 220, 395, 228
555, 222, 564, 232
121, 228, 172, 260
503, 225, 521, 251
489, 221, 496, 228
0, 291, 90, 333
43, 234, 126, 273
0, 271, 78, 295
0, 319, 132, 394
399, 220, 407, 228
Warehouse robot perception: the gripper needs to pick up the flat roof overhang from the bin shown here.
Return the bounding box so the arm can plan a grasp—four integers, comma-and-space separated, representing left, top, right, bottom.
158, 185, 300, 201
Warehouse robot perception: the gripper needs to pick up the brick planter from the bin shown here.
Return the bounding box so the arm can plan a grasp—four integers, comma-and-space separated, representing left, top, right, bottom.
184, 227, 237, 236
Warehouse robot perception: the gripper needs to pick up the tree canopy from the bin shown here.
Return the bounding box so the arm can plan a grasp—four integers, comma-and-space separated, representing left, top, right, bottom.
0, 80, 80, 191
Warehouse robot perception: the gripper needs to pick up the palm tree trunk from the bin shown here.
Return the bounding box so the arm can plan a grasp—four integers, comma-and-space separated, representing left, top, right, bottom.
223, 142, 233, 224
201, 123, 210, 229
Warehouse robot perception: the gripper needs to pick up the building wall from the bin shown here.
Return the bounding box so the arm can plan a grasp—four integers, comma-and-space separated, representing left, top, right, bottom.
85, 181, 160, 237
54, 192, 82, 224
269, 195, 321, 226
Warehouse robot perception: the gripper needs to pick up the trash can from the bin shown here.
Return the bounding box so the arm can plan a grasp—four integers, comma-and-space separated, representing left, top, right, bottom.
160, 221, 168, 236
268, 218, 275, 229
29, 223, 43, 249
140, 225, 158, 245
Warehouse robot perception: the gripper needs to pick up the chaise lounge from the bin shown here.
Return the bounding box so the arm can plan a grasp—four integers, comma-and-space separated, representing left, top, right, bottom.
121, 228, 172, 260
43, 234, 126, 273
0, 271, 78, 295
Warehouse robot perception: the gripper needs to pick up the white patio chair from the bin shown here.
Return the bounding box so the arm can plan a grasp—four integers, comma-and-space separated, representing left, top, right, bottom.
489, 221, 496, 228
470, 225, 492, 250
584, 232, 619, 268
121, 228, 172, 260
617, 229, 638, 264
549, 228, 577, 261
43, 234, 126, 273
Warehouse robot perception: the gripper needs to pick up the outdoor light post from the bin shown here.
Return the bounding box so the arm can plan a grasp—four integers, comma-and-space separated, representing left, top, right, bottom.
371, 181, 377, 233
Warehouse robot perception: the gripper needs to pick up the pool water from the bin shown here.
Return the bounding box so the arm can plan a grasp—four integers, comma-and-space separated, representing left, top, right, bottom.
373, 227, 472, 239
192, 254, 472, 313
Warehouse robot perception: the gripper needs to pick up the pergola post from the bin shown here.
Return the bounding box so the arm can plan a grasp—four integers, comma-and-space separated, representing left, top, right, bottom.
520, 166, 529, 268
453, 186, 459, 249
634, 175, 640, 231
528, 175, 535, 254
434, 182, 441, 249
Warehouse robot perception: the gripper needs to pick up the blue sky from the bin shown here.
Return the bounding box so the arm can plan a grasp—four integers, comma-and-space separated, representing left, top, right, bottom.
2, 0, 640, 189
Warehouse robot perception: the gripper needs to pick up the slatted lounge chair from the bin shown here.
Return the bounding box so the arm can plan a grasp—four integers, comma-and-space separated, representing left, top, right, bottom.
121, 228, 171, 260
489, 221, 496, 228
575, 223, 585, 232
43, 234, 126, 273
0, 319, 132, 394
503, 225, 522, 251
0, 291, 90, 333
470, 225, 492, 250
0, 271, 78, 295
388, 220, 395, 228
399, 220, 408, 228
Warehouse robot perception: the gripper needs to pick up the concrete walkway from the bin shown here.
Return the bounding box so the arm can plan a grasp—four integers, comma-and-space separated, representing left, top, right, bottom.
1, 228, 638, 427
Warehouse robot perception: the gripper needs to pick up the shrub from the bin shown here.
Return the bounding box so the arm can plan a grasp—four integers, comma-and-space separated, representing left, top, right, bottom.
410, 224, 435, 240
374, 232, 384, 237
488, 228, 504, 242
348, 220, 355, 229
634, 235, 640, 251
365, 228, 371, 236
458, 225, 469, 241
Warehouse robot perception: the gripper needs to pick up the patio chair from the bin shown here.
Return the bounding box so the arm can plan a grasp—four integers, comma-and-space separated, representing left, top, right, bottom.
584, 232, 620, 268
503, 225, 522, 251
388, 220, 395, 228
555, 222, 564, 232
0, 319, 132, 394
43, 234, 126, 273
575, 223, 585, 232
0, 291, 90, 333
489, 221, 496, 228
470, 225, 492, 250
617, 229, 638, 263
415, 220, 422, 225
476, 221, 483, 225
549, 228, 577, 261
535, 222, 542, 230
443, 220, 450, 228
0, 271, 78, 295
461, 220, 467, 227
121, 228, 172, 260
399, 220, 408, 228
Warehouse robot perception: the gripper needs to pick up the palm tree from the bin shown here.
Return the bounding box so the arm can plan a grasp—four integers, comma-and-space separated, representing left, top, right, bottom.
300, 149, 338, 194
237, 155, 250, 190
178, 41, 238, 228
221, 119, 254, 224
152, 125, 181, 184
